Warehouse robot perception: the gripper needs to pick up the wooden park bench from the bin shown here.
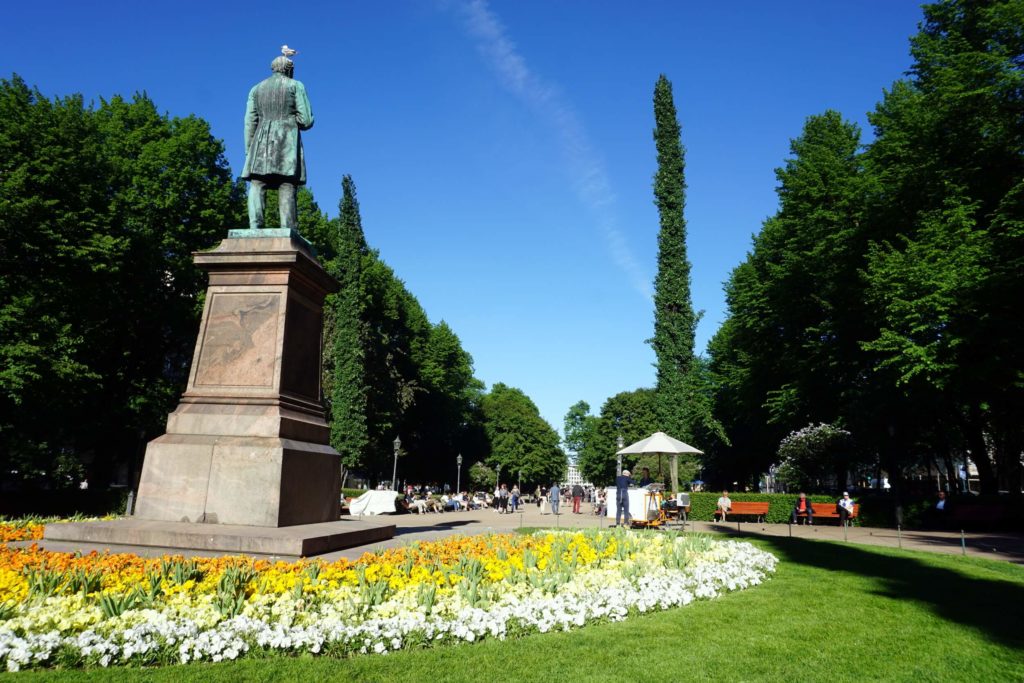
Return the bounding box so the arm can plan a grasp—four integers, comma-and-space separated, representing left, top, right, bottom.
796, 502, 860, 525
716, 501, 769, 525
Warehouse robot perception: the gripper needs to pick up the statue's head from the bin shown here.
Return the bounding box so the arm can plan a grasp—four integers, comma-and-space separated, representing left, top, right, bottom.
271, 56, 294, 78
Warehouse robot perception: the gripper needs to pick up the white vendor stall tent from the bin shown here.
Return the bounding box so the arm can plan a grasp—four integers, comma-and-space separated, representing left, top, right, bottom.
616, 431, 703, 495
348, 490, 397, 516
604, 486, 661, 522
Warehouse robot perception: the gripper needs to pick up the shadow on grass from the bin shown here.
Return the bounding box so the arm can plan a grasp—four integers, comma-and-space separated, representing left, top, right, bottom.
731, 531, 1024, 650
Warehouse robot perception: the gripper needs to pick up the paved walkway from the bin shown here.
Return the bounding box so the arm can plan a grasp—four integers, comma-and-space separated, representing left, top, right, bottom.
327, 506, 1024, 564
12, 506, 1024, 564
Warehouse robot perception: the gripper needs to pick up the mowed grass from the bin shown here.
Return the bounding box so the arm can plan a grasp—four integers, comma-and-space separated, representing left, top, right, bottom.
4, 534, 1023, 682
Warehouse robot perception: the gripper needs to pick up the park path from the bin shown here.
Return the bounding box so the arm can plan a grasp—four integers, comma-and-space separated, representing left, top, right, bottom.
14, 505, 1024, 564
320, 505, 1024, 564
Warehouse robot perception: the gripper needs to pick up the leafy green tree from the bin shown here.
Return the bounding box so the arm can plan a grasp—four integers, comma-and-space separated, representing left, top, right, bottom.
576, 388, 659, 486
562, 400, 597, 458
358, 255, 429, 483
756, 111, 865, 428
403, 320, 486, 483
481, 383, 565, 489
468, 461, 495, 492
706, 0, 1024, 501
649, 75, 698, 441
707, 111, 865, 488
0, 77, 242, 489
860, 0, 1024, 495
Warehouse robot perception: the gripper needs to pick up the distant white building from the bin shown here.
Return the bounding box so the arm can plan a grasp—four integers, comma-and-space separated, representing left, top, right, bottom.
562, 461, 591, 489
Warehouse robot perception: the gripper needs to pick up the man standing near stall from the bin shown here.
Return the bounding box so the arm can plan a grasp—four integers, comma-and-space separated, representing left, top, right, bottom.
615, 469, 633, 527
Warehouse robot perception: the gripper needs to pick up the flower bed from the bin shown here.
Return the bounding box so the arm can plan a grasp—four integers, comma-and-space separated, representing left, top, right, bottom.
0, 528, 776, 671
0, 522, 44, 544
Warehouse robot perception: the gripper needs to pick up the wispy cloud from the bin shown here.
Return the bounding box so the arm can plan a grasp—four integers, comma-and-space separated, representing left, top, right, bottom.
450, 0, 652, 299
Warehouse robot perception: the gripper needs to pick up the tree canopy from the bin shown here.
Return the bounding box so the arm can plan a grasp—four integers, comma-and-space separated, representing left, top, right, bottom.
0, 76, 243, 489
706, 0, 1024, 500
481, 383, 566, 489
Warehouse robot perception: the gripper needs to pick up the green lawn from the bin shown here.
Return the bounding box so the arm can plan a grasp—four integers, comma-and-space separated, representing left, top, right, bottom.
5, 535, 1022, 682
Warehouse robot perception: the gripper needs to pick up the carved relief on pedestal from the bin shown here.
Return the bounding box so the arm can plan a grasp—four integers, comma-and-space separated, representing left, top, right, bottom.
194, 292, 281, 388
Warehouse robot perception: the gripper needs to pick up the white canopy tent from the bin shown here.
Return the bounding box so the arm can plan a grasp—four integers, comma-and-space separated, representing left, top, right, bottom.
616, 431, 703, 495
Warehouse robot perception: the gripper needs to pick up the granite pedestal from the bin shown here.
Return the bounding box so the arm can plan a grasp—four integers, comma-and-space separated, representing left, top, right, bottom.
44, 230, 393, 556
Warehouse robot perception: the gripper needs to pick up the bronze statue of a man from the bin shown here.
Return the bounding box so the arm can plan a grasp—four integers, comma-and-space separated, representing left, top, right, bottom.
241, 53, 314, 230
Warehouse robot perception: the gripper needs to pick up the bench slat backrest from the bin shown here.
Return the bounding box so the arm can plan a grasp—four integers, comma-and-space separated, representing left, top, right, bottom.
730, 502, 770, 514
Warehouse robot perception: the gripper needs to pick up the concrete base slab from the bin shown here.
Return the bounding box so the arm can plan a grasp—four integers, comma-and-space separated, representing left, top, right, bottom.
43, 518, 395, 558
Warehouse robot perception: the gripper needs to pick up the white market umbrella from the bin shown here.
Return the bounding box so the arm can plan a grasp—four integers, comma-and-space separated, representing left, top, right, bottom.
617, 432, 703, 494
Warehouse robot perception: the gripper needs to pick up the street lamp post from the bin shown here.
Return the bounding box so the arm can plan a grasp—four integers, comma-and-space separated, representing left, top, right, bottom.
392, 435, 401, 492
496, 463, 502, 491
456, 453, 463, 495
616, 435, 624, 476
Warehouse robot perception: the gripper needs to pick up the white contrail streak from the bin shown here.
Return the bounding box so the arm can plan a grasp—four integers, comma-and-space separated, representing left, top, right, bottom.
452, 0, 652, 299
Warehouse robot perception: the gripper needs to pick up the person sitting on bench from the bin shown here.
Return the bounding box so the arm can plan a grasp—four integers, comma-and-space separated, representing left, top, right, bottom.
791, 492, 814, 525
837, 491, 855, 525
714, 490, 732, 521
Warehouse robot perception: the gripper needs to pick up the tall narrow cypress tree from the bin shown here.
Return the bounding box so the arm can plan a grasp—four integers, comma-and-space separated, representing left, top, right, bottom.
324, 175, 370, 482
650, 74, 697, 439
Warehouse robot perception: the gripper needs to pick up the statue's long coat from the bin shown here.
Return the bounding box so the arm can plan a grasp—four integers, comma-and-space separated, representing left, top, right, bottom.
241, 73, 314, 183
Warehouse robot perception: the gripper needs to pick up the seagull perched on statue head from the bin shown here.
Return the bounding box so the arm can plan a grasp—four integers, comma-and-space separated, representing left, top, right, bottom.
281, 45, 298, 57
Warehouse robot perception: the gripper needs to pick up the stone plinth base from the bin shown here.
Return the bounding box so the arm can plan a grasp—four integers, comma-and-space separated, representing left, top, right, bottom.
43, 518, 395, 557
135, 435, 339, 527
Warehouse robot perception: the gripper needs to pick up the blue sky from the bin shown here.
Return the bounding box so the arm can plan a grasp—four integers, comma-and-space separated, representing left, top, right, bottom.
4, 1, 925, 435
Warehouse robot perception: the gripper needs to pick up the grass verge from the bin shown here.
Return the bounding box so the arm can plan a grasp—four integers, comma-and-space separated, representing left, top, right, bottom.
3, 534, 1022, 682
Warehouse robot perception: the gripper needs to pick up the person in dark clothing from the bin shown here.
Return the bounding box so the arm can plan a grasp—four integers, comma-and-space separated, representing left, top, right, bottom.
571, 483, 584, 514
615, 470, 633, 527
638, 467, 655, 487
790, 492, 814, 525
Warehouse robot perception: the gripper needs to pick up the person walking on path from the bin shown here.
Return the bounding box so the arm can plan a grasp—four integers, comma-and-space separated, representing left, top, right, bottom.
615, 470, 632, 527
572, 483, 584, 514
549, 482, 561, 515
498, 484, 509, 514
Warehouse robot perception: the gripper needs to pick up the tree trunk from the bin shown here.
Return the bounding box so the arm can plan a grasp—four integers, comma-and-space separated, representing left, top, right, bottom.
941, 450, 958, 495
881, 433, 904, 526
995, 432, 1022, 499
961, 405, 997, 495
